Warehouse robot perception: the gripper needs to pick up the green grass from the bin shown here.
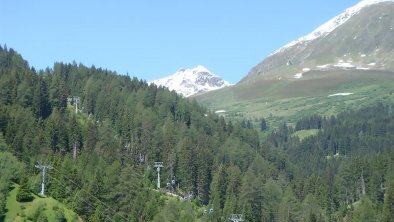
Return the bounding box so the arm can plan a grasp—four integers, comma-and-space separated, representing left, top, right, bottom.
196, 70, 394, 128
4, 184, 79, 222
292, 129, 319, 141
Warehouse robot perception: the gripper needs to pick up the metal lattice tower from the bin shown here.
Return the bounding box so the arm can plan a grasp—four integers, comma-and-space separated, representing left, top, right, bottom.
229, 214, 244, 222
154, 162, 164, 189
34, 162, 53, 196
73, 96, 80, 114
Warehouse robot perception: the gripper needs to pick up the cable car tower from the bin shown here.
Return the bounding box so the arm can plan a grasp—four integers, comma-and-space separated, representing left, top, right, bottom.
72, 96, 80, 114
154, 162, 163, 189
229, 214, 244, 222
34, 162, 53, 196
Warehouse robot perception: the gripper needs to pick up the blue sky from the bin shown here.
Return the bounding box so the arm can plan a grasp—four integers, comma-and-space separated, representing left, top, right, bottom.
1, 0, 360, 83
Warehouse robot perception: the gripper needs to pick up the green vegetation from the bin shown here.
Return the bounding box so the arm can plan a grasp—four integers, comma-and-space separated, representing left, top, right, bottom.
197, 70, 394, 129
291, 129, 318, 141
0, 46, 259, 221
1, 46, 394, 221
5, 184, 78, 222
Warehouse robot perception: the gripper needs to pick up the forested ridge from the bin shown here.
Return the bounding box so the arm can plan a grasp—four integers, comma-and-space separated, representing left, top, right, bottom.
0, 46, 393, 222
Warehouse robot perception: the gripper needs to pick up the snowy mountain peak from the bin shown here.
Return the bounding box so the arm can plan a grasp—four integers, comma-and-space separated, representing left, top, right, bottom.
151, 66, 231, 97
270, 0, 394, 56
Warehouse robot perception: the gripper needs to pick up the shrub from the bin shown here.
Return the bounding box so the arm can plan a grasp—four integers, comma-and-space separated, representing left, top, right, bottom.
16, 183, 33, 202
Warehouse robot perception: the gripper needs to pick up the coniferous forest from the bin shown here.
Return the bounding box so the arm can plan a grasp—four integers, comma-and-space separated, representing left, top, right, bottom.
1, 46, 394, 222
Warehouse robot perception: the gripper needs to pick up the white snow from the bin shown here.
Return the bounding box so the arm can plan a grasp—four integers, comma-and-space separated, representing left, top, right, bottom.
294, 73, 303, 79
150, 66, 231, 97
334, 62, 356, 68
357, 67, 370, 70
269, 0, 394, 56
368, 63, 376, 66
361, 54, 366, 57
328, 93, 354, 97
316, 64, 331, 69
215, 110, 226, 114
293, 68, 310, 79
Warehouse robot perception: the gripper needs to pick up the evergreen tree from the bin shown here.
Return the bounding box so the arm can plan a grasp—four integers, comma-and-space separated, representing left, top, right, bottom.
351, 196, 377, 222
277, 186, 301, 222
260, 118, 268, 131
301, 194, 326, 222
16, 176, 33, 202
383, 180, 394, 222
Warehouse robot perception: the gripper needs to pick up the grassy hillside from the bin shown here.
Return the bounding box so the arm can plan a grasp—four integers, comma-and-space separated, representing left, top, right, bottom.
4, 184, 79, 222
196, 70, 394, 128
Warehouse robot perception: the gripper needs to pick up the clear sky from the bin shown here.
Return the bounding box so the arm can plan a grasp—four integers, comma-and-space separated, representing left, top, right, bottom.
1, 0, 361, 83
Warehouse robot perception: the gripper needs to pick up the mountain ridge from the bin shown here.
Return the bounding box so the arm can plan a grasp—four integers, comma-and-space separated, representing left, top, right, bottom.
269, 0, 394, 57
241, 0, 394, 83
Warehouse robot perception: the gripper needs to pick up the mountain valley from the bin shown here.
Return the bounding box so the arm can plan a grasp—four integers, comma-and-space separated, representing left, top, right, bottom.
1, 0, 394, 221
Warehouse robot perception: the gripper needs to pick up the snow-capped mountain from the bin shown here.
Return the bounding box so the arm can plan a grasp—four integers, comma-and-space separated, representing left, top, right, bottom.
270, 0, 394, 56
242, 0, 394, 83
151, 66, 231, 97
196, 0, 394, 123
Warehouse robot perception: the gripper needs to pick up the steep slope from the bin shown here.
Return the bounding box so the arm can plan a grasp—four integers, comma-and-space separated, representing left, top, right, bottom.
0, 46, 260, 221
4, 184, 79, 222
196, 0, 394, 126
151, 66, 230, 97
242, 0, 394, 82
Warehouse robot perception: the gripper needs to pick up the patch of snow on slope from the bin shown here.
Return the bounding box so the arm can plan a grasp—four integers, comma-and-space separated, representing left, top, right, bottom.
317, 64, 331, 69
215, 110, 226, 114
269, 0, 394, 56
294, 73, 303, 79
334, 62, 356, 68
293, 68, 311, 79
328, 93, 354, 97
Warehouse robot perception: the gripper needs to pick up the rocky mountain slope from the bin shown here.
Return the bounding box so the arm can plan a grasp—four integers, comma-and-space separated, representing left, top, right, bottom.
241, 0, 394, 83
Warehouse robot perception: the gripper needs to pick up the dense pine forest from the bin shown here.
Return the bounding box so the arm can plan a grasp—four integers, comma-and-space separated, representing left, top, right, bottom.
0, 46, 393, 221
